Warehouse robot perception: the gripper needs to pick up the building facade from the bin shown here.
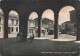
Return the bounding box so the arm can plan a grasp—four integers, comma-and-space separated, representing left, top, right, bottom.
69, 10, 76, 23
28, 19, 37, 37
0, 13, 4, 38
0, 13, 19, 38
59, 10, 77, 36
8, 14, 19, 38
34, 18, 54, 35
42, 18, 54, 35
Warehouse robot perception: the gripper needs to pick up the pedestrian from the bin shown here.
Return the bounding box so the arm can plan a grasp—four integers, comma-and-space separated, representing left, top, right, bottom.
30, 33, 34, 40
43, 30, 45, 37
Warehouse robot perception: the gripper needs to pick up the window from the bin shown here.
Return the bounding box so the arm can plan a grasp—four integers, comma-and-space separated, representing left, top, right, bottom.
29, 29, 33, 33
16, 27, 18, 32
11, 19, 14, 25
8, 27, 10, 34
74, 24, 76, 28
0, 26, 1, 32
16, 20, 18, 25
11, 27, 14, 32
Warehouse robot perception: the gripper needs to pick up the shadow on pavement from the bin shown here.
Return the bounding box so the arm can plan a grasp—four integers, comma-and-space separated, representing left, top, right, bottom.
0, 38, 80, 56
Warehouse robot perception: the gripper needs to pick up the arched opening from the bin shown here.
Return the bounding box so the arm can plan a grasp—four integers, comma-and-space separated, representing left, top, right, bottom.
41, 9, 54, 38
8, 10, 19, 38
28, 12, 38, 38
58, 6, 76, 40
0, 9, 4, 38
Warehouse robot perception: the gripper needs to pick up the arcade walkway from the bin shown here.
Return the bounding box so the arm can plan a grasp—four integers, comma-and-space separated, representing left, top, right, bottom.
0, 35, 80, 56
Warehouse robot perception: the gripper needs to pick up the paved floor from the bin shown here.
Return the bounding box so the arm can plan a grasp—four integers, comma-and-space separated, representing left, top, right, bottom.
35, 34, 76, 40
0, 34, 80, 56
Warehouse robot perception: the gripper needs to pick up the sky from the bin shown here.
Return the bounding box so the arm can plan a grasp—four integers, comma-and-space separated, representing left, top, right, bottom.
9, 11, 18, 15
29, 9, 54, 20
42, 9, 54, 21
29, 6, 75, 25
29, 12, 38, 19
58, 6, 75, 25
0, 6, 75, 25
27, 6, 75, 25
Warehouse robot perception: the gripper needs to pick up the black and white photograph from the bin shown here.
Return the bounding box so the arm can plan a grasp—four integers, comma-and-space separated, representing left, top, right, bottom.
0, 0, 80, 56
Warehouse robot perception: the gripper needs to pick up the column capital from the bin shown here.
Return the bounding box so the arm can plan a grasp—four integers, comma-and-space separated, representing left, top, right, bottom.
36, 9, 44, 15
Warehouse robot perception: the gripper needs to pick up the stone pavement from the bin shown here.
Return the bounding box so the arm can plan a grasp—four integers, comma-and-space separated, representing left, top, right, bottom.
35, 34, 76, 41
0, 34, 80, 56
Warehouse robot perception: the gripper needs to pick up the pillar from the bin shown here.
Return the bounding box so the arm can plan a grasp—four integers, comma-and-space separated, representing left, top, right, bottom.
38, 12, 42, 37
76, 5, 80, 40
27, 20, 29, 37
3, 11, 9, 38
54, 12, 59, 39
18, 13, 28, 41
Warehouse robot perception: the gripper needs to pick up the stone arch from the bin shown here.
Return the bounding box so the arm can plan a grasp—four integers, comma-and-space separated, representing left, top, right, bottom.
41, 9, 54, 37
9, 10, 19, 16
8, 10, 19, 38
59, 6, 75, 25
28, 12, 38, 20
42, 9, 54, 20
28, 12, 38, 37
58, 6, 76, 40
0, 8, 4, 38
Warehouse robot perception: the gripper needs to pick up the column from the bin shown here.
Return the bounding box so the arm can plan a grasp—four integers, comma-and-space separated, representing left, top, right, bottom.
38, 12, 42, 37
27, 20, 29, 37
18, 13, 28, 41
76, 5, 80, 40
54, 12, 59, 39
3, 11, 9, 38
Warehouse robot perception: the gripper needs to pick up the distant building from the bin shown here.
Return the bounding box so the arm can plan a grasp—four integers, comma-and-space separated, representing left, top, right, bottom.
60, 21, 76, 35
69, 10, 76, 23
42, 18, 54, 35
60, 21, 72, 34
59, 10, 77, 35
0, 13, 19, 38
0, 13, 54, 38
28, 19, 37, 37
0, 13, 4, 38
8, 14, 19, 37
34, 18, 54, 35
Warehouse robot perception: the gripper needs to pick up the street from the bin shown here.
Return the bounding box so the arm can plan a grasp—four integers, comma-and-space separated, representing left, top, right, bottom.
35, 34, 76, 40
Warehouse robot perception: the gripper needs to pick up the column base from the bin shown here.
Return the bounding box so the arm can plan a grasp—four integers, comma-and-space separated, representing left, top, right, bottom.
17, 33, 27, 42
54, 38, 58, 39
76, 39, 80, 41
54, 35, 58, 39
38, 34, 41, 37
